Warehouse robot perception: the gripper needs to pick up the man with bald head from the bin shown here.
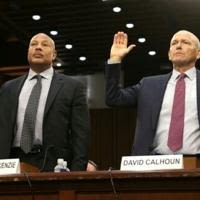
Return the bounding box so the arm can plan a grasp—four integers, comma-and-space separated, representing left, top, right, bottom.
0, 33, 90, 171
105, 30, 200, 155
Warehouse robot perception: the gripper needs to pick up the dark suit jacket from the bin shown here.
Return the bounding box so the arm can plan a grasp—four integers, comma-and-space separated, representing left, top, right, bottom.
0, 71, 90, 171
105, 63, 200, 155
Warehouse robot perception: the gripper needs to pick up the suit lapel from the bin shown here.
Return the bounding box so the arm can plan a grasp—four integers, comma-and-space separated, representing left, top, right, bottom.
44, 72, 64, 116
151, 73, 172, 131
11, 75, 27, 124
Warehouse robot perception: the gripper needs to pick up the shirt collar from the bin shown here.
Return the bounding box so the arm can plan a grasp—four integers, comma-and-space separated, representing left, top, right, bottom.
171, 67, 196, 81
27, 67, 54, 80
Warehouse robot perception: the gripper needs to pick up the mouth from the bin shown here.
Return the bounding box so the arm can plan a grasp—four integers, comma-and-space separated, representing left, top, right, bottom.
174, 52, 184, 56
33, 52, 43, 58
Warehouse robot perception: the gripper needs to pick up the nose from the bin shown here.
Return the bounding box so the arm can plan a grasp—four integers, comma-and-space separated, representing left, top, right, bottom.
176, 42, 182, 49
35, 43, 43, 49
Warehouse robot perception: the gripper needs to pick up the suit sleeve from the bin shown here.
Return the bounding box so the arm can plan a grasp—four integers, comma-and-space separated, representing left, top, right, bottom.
70, 81, 90, 171
0, 81, 16, 158
105, 63, 141, 107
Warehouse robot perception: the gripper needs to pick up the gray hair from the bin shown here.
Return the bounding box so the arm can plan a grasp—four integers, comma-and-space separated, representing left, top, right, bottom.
172, 30, 200, 49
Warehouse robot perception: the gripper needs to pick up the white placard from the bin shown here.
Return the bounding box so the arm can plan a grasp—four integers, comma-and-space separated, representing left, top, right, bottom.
120, 155, 183, 171
0, 159, 20, 175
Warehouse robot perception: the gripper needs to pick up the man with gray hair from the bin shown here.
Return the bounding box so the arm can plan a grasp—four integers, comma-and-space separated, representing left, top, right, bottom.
105, 30, 200, 155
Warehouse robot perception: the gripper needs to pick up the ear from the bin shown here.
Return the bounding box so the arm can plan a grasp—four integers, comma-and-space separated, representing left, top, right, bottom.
197, 49, 200, 59
53, 50, 57, 60
168, 50, 171, 61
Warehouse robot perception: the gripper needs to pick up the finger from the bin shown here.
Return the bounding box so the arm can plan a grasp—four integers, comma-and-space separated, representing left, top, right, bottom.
113, 33, 118, 45
119, 32, 125, 44
127, 44, 136, 53
124, 33, 128, 46
114, 32, 122, 45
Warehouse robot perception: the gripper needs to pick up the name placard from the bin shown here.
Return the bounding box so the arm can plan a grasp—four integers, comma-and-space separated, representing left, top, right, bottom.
120, 155, 183, 171
0, 159, 20, 175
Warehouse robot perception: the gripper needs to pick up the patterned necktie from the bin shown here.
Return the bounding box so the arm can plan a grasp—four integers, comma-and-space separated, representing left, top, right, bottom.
167, 73, 186, 152
20, 75, 42, 153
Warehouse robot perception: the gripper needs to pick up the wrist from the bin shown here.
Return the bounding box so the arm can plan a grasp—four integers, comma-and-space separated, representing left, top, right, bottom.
109, 56, 122, 63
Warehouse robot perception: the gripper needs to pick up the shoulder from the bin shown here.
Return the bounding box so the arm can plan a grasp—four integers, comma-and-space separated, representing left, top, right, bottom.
142, 73, 171, 82
55, 72, 83, 85
1, 74, 26, 89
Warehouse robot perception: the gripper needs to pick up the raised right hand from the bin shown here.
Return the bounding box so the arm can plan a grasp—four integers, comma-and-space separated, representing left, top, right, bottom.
109, 31, 136, 62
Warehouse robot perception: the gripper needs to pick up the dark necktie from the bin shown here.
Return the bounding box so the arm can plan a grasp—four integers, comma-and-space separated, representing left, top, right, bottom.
20, 75, 42, 153
167, 73, 186, 152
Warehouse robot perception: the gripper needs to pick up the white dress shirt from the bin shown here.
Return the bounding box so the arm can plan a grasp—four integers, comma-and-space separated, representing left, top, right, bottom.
153, 67, 200, 154
13, 67, 54, 147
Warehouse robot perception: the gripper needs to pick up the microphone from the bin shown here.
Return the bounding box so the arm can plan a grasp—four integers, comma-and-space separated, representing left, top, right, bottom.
23, 172, 35, 199
108, 167, 119, 199
40, 145, 54, 172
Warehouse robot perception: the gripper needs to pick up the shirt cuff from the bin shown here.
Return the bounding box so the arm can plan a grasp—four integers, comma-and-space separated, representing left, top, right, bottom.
107, 59, 121, 64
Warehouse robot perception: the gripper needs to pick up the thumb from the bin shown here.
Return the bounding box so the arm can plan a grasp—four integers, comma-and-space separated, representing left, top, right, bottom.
127, 44, 136, 53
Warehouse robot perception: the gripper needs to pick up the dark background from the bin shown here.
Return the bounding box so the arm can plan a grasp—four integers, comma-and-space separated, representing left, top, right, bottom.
0, 0, 200, 169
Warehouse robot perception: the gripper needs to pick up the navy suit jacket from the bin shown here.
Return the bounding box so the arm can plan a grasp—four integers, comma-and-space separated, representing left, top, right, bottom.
0, 71, 90, 171
105, 64, 200, 155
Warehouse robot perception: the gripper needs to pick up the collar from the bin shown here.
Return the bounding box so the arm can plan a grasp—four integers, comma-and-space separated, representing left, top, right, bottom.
27, 67, 54, 80
171, 67, 196, 81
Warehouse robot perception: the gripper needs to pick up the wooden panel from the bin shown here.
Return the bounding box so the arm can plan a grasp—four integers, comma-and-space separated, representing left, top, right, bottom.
89, 108, 136, 170
77, 192, 200, 200
89, 109, 115, 170
58, 190, 75, 200
0, 171, 200, 200
114, 108, 136, 167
